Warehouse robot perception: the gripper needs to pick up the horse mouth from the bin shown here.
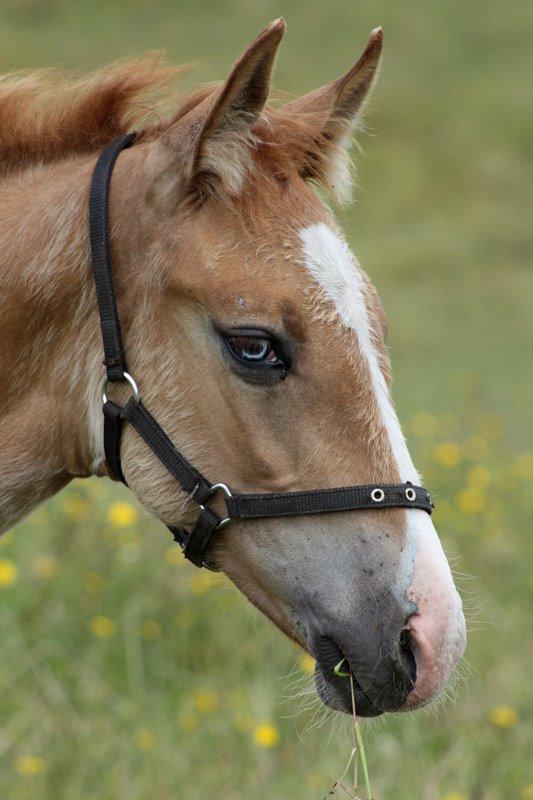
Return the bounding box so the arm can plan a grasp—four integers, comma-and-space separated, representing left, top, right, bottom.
309, 631, 418, 717
311, 638, 383, 717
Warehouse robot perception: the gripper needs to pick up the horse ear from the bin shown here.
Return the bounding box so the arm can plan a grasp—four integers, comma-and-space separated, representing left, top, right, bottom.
283, 27, 383, 202
164, 18, 285, 201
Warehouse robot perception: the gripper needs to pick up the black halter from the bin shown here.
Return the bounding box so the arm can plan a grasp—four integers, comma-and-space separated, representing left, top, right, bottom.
89, 133, 433, 570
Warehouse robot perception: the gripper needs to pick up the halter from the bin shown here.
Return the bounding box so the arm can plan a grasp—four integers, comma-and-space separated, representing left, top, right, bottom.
89, 133, 433, 570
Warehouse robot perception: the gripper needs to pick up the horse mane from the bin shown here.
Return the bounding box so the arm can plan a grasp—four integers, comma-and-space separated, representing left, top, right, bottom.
0, 56, 354, 201
0, 57, 189, 176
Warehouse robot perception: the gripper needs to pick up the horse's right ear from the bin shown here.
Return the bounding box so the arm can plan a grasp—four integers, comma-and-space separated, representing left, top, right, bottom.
283, 27, 383, 203
160, 18, 285, 202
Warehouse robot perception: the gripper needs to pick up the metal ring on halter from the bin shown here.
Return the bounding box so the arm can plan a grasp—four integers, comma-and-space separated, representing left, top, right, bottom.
371, 487, 385, 503
101, 372, 140, 405
405, 486, 417, 502
199, 482, 233, 529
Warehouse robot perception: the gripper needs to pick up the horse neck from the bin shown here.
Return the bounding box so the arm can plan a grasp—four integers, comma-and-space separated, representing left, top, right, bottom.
0, 154, 137, 532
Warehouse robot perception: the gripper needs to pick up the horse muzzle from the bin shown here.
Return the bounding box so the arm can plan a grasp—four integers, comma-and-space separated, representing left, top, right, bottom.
307, 590, 465, 716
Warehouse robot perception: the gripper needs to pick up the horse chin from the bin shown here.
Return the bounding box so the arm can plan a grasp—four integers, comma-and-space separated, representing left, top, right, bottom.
313, 663, 383, 718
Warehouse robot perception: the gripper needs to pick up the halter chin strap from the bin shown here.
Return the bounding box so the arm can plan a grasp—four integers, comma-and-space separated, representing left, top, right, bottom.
89, 134, 434, 570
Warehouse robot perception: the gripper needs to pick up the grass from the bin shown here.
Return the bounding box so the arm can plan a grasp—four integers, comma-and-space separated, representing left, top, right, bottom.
0, 0, 531, 798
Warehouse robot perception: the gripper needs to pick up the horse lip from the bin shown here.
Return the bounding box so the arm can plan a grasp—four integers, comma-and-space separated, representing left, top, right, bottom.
309, 634, 383, 717
313, 660, 383, 717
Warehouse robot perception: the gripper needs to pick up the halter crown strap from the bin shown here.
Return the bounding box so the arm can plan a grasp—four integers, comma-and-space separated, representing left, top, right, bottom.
89, 132, 136, 382
89, 135, 433, 571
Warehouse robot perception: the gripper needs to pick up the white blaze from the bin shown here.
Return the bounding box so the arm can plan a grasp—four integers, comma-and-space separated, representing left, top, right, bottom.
298, 222, 465, 701
299, 222, 417, 483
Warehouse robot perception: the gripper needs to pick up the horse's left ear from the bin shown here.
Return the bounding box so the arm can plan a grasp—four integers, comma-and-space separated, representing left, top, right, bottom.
159, 18, 285, 202
283, 27, 383, 202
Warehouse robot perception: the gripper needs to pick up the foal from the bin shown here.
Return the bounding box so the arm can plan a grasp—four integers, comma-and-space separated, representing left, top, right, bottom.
0, 21, 465, 715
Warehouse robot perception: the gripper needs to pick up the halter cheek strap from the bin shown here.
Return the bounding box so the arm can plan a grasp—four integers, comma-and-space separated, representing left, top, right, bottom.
89, 134, 433, 570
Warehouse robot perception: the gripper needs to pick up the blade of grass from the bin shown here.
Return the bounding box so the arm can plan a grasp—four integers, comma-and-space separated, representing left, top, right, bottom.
354, 720, 371, 800
350, 672, 371, 800
325, 657, 372, 800
334, 657, 351, 678
348, 670, 359, 796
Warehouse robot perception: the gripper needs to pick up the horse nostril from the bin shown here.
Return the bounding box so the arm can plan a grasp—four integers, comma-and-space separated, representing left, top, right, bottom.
399, 628, 417, 688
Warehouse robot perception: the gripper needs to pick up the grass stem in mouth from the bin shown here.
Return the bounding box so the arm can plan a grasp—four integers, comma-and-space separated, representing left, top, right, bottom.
350, 673, 372, 800
324, 659, 372, 799
334, 657, 351, 678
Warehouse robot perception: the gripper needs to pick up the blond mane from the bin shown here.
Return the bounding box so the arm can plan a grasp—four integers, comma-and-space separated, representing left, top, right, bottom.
0, 57, 188, 175
0, 56, 354, 202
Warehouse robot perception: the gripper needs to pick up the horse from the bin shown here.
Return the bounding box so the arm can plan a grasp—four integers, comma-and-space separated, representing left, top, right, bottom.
0, 20, 465, 717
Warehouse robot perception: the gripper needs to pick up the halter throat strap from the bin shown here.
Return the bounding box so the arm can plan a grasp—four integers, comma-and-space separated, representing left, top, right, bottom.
89, 134, 433, 570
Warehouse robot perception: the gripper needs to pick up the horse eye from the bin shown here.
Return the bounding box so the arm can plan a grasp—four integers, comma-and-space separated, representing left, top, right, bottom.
219, 329, 289, 382
227, 335, 279, 364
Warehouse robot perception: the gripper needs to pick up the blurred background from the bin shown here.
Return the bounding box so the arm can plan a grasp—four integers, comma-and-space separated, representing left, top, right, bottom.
0, 1, 531, 798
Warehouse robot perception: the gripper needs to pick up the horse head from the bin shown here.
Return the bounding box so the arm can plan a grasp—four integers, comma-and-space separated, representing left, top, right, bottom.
85, 21, 465, 716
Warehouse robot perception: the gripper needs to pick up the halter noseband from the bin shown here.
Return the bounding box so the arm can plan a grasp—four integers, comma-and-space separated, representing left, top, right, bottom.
89, 134, 433, 570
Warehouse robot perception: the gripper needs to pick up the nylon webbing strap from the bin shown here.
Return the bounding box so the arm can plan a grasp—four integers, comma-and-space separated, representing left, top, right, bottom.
119, 398, 214, 503
227, 484, 433, 519
183, 507, 222, 567
89, 132, 136, 381
103, 401, 126, 484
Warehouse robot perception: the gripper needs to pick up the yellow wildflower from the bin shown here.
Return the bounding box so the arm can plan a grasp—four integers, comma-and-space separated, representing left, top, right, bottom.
15, 755, 46, 775
253, 722, 279, 748
489, 705, 518, 728
135, 728, 157, 750
89, 615, 116, 639
84, 571, 103, 593
194, 690, 218, 713
0, 559, 18, 587
457, 487, 486, 515
434, 442, 461, 468
140, 620, 161, 641
442, 794, 466, 800
522, 785, 533, 800
32, 555, 58, 579
411, 412, 437, 438
107, 502, 137, 528
300, 653, 315, 674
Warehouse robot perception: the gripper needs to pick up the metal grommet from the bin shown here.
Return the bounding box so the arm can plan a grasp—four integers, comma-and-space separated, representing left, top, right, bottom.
405, 487, 417, 502
371, 488, 385, 503
101, 372, 140, 405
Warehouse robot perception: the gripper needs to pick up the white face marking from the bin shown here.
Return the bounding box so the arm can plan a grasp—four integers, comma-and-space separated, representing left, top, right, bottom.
299, 222, 418, 482
298, 222, 465, 698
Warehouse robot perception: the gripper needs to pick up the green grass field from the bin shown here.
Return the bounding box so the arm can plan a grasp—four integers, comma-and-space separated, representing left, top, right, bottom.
0, 1, 531, 797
